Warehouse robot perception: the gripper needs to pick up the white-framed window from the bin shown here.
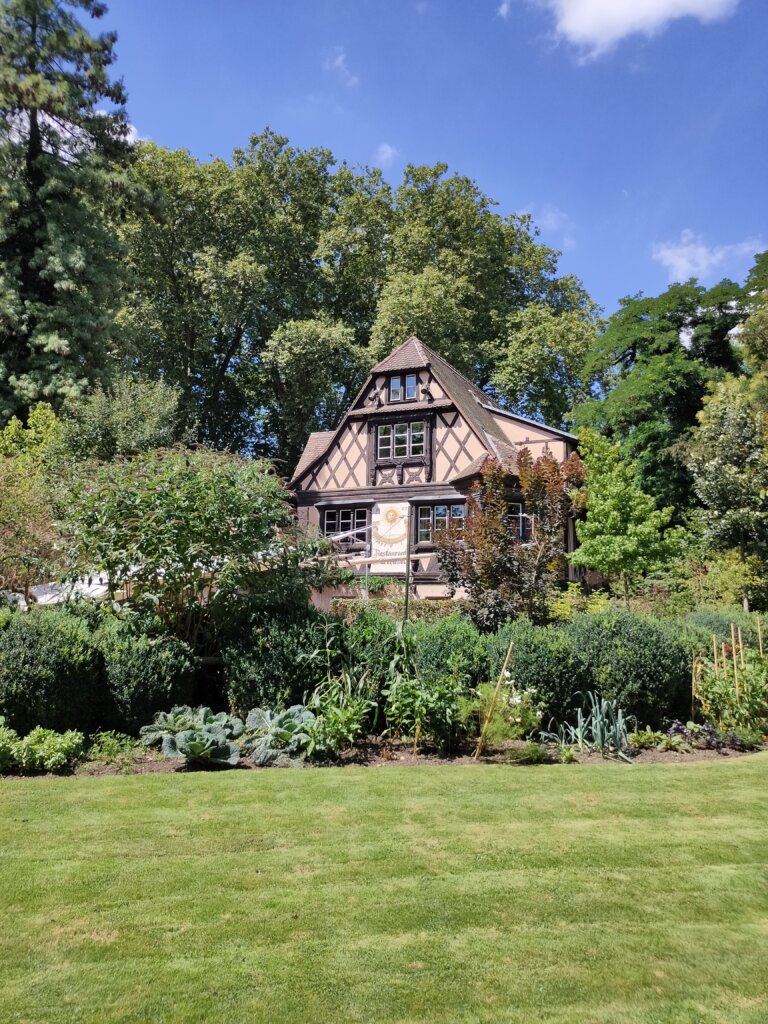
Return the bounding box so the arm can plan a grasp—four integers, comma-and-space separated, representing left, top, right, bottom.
377, 421, 425, 460
323, 507, 368, 544
417, 503, 465, 543
507, 502, 533, 542
389, 374, 418, 402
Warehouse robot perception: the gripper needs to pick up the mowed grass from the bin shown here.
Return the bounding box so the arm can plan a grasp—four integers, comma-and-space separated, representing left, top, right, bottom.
2, 758, 768, 1024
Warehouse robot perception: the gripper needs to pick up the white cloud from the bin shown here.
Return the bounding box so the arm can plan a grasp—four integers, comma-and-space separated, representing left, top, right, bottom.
375, 142, 398, 167
652, 229, 761, 283
523, 202, 576, 250
531, 0, 739, 57
498, 0, 512, 17
323, 47, 360, 88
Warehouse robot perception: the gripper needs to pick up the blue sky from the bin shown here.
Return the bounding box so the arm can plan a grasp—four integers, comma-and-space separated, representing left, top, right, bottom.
106, 0, 767, 312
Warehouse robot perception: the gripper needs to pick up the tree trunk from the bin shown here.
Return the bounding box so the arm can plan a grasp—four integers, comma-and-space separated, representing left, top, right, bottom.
622, 574, 630, 611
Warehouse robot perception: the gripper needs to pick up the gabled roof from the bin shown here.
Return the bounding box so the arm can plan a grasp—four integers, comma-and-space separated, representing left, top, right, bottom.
292, 430, 335, 481
290, 336, 573, 486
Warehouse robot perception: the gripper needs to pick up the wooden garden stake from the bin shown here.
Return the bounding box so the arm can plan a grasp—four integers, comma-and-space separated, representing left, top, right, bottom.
738, 627, 746, 670
722, 644, 729, 682
412, 722, 421, 757
758, 617, 764, 658
474, 640, 514, 760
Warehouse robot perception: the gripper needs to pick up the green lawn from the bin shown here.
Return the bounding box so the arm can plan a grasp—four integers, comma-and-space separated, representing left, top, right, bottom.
2, 757, 768, 1024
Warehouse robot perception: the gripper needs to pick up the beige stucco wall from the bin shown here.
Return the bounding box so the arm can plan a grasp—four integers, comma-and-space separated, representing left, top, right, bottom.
433, 410, 486, 480
490, 413, 572, 462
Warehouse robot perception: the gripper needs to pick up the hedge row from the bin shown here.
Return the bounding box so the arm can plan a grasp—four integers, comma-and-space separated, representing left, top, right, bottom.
0, 608, 194, 734
1, 601, 719, 734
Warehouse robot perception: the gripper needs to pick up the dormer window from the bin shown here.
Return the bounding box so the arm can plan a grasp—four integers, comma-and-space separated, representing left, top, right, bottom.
377, 421, 425, 459
389, 374, 418, 402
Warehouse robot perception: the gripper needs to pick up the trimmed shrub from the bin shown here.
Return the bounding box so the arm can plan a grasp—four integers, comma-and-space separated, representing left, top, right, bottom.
0, 718, 17, 772
0, 609, 105, 734
95, 619, 196, 732
223, 613, 330, 715
487, 619, 591, 723
410, 614, 486, 686
680, 609, 758, 649
565, 613, 689, 728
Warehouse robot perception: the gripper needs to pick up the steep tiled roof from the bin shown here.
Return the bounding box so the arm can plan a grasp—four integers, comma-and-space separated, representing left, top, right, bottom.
370, 336, 430, 374
291, 336, 551, 486
291, 431, 335, 481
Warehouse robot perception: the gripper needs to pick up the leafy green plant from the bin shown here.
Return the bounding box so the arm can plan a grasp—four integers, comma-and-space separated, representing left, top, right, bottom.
383, 672, 466, 754
306, 672, 376, 758
243, 706, 316, 767
505, 742, 549, 765
162, 726, 240, 768
140, 706, 243, 748
11, 727, 85, 772
628, 728, 666, 750
696, 652, 768, 732
541, 691, 634, 762
559, 746, 576, 764
87, 731, 144, 768
0, 717, 18, 772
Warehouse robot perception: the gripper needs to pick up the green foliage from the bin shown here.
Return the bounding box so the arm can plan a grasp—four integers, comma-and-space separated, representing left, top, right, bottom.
628, 727, 666, 750
224, 612, 331, 714
95, 619, 195, 732
10, 726, 85, 772
338, 606, 399, 695
570, 430, 678, 603
409, 614, 486, 687
306, 672, 376, 757
565, 613, 689, 727
0, 608, 104, 733
261, 318, 370, 472
505, 742, 549, 765
541, 691, 633, 761
487, 618, 591, 723
680, 609, 758, 648
547, 582, 611, 622
490, 302, 602, 427
0, 717, 17, 771
383, 671, 466, 754
572, 278, 746, 511
243, 706, 316, 767
162, 727, 240, 768
60, 376, 189, 461
62, 447, 328, 648
86, 731, 143, 769
468, 679, 544, 744
437, 452, 584, 628
0, 0, 133, 422
0, 403, 61, 594
687, 377, 768, 611
140, 706, 243, 749
697, 653, 768, 732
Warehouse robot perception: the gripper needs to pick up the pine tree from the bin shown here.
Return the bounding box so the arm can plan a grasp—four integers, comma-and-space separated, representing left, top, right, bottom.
0, 0, 132, 423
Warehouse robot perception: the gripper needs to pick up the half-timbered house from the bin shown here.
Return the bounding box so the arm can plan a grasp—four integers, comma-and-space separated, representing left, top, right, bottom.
290, 336, 578, 597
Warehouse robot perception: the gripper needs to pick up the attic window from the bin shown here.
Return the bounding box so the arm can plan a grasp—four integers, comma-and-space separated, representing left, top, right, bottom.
378, 421, 425, 459
390, 374, 417, 402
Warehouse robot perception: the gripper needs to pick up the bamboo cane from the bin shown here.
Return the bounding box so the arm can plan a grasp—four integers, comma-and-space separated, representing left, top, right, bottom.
722, 643, 728, 679
731, 623, 739, 699
713, 635, 719, 673
738, 626, 746, 670
691, 657, 699, 721
758, 617, 764, 658
474, 640, 514, 760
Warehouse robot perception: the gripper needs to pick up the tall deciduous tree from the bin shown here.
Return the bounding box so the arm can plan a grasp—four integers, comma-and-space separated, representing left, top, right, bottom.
569, 430, 677, 607
686, 378, 768, 612
259, 318, 370, 474
0, 0, 132, 423
572, 278, 750, 512
490, 302, 602, 427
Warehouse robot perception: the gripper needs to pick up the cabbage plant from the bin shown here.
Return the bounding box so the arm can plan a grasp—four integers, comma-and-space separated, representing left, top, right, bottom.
243, 705, 316, 767
140, 706, 243, 747
161, 725, 240, 767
